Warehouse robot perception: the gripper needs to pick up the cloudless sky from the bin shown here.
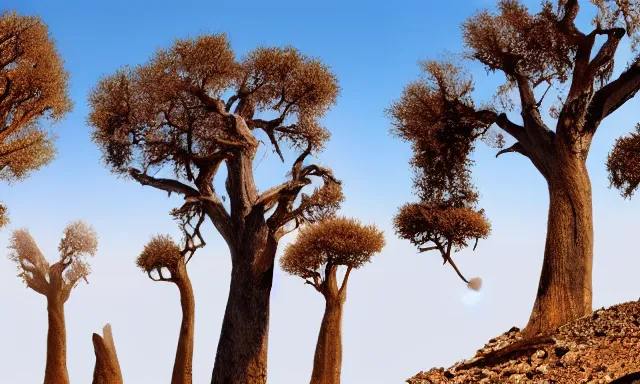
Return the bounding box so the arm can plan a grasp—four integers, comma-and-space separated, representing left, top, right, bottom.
1, 1, 638, 383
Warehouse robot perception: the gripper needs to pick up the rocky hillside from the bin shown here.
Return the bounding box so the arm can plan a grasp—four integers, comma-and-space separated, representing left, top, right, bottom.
408, 300, 640, 384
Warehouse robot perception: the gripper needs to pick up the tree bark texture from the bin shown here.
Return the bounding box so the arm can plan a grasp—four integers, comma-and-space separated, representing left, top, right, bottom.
523, 149, 594, 337
310, 299, 344, 384
44, 295, 70, 384
210, 217, 275, 384
310, 264, 347, 384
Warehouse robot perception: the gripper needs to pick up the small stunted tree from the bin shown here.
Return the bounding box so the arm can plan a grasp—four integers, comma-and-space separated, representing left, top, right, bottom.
135, 206, 205, 384
0, 11, 71, 225
7, 220, 98, 384
88, 34, 343, 383
389, 0, 640, 337
280, 217, 385, 384
92, 323, 123, 384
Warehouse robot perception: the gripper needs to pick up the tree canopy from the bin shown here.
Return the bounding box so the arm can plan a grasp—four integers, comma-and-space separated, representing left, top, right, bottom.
388, 58, 503, 205
136, 206, 206, 282
0, 11, 71, 225
280, 216, 385, 282
89, 37, 338, 173
394, 203, 491, 254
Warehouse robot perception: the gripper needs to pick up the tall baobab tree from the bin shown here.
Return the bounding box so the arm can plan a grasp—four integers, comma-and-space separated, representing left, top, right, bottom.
0, 11, 71, 225
136, 206, 206, 384
7, 220, 98, 384
88, 35, 343, 383
92, 323, 123, 384
280, 216, 385, 384
388, 0, 640, 337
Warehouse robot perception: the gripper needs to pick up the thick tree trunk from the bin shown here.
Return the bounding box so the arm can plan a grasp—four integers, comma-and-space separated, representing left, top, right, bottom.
44, 295, 70, 384
172, 264, 195, 384
92, 324, 123, 384
211, 228, 274, 384
310, 298, 344, 384
523, 155, 593, 337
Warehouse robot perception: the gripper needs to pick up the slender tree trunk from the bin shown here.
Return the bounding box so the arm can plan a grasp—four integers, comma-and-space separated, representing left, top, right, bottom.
523, 154, 593, 337
92, 324, 123, 384
310, 298, 344, 384
211, 226, 274, 384
44, 295, 70, 384
172, 264, 195, 384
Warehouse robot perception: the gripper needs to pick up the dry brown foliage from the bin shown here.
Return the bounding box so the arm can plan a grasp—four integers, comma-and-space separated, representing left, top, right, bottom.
463, 1, 574, 88
0, 11, 71, 226
88, 34, 338, 177
137, 235, 183, 275
393, 201, 490, 289
394, 203, 491, 253
388, 58, 501, 204
607, 123, 640, 198
280, 216, 385, 282
0, 203, 9, 228
592, 0, 640, 49
7, 220, 97, 299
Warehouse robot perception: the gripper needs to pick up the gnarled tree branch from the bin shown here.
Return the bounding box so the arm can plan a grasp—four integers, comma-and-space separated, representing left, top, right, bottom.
587, 59, 640, 130
129, 168, 200, 197
587, 27, 626, 80
495, 142, 529, 159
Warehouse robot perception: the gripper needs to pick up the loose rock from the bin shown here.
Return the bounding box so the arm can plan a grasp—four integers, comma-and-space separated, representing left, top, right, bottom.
407, 300, 640, 384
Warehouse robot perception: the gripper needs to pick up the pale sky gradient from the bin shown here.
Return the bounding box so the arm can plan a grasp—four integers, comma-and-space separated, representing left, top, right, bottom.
1, 1, 638, 383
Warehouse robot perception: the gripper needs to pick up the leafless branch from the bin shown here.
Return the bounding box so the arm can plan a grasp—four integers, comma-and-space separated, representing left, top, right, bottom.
339, 265, 352, 295
129, 168, 200, 198
587, 59, 640, 129
495, 142, 529, 159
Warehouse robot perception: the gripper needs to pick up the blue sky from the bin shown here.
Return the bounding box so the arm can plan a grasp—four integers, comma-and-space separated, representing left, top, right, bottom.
0, 0, 638, 383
